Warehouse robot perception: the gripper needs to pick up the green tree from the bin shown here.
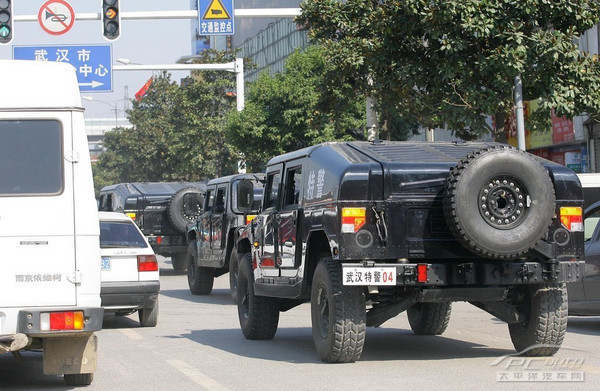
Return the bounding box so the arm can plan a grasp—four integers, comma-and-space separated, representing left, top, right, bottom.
93, 50, 239, 193
226, 45, 366, 172
298, 0, 600, 140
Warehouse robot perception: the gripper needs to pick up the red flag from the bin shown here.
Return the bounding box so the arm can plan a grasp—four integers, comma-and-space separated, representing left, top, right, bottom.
135, 78, 153, 101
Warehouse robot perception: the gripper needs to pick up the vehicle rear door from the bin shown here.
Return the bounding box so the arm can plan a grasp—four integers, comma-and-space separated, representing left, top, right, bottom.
198, 185, 216, 261
278, 162, 303, 272
259, 165, 282, 276
210, 184, 228, 259
0, 114, 77, 307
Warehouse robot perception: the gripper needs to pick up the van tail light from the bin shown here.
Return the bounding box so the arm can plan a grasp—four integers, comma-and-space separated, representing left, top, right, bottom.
40, 311, 84, 331
341, 207, 366, 233
246, 215, 257, 224
126, 212, 136, 220
560, 207, 583, 232
138, 255, 158, 271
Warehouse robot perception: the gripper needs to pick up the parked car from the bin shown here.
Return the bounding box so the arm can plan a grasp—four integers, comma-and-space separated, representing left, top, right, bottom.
569, 173, 600, 315
99, 212, 160, 327
98, 182, 206, 270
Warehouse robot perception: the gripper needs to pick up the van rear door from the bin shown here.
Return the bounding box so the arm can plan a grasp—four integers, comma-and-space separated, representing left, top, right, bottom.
0, 113, 77, 307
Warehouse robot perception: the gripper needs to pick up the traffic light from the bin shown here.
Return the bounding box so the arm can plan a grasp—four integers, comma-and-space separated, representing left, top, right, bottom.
0, 0, 12, 44
102, 0, 120, 40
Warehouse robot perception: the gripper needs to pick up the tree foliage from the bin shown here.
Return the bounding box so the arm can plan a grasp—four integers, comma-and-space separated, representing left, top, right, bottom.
298, 0, 600, 139
226, 45, 366, 172
93, 50, 239, 193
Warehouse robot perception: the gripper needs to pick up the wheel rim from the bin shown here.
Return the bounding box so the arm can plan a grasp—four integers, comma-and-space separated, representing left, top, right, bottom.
478, 176, 528, 229
316, 285, 329, 339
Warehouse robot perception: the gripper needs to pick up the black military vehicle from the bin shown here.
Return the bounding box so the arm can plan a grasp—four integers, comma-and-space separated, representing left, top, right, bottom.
234, 141, 585, 363
186, 174, 264, 300
98, 182, 205, 270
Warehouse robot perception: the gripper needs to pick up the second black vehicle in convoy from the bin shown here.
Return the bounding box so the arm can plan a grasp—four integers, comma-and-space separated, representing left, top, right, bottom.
235, 141, 585, 363
186, 174, 264, 301
98, 182, 206, 271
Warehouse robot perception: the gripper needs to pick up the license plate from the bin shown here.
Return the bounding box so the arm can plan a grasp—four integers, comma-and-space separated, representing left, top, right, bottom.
343, 267, 396, 286
101, 257, 111, 271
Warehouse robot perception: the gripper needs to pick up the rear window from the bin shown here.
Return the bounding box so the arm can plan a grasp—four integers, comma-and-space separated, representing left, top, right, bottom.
0, 120, 63, 196
100, 221, 147, 248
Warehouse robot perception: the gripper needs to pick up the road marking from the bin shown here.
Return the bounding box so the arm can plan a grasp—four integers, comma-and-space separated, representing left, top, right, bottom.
167, 359, 229, 391
119, 329, 144, 340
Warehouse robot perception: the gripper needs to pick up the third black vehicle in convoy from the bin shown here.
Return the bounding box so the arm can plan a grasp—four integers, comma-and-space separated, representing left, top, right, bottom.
98, 182, 205, 271
186, 174, 264, 301
235, 141, 585, 363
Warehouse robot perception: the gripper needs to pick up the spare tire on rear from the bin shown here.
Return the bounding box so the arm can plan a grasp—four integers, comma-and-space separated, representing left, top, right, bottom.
443, 146, 555, 259
167, 187, 204, 233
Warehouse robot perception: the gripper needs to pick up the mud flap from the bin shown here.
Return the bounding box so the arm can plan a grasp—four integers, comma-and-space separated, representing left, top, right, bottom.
42, 335, 97, 375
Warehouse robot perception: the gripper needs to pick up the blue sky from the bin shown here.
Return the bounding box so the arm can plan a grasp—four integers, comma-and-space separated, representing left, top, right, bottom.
0, 1, 194, 119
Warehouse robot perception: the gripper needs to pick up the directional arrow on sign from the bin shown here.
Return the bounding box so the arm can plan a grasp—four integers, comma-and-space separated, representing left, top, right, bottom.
78, 80, 104, 88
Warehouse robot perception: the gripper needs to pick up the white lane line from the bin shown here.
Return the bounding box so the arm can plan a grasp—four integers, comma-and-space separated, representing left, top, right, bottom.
167, 359, 230, 391
119, 329, 144, 340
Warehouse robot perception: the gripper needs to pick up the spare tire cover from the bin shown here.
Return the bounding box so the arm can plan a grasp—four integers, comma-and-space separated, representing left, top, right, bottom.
443, 146, 556, 259
167, 187, 204, 233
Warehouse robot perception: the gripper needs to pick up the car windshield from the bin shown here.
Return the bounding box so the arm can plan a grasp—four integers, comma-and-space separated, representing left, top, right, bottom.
100, 221, 147, 248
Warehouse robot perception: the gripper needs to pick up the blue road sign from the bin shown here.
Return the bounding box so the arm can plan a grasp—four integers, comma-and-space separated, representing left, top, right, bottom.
198, 0, 234, 36
13, 44, 113, 92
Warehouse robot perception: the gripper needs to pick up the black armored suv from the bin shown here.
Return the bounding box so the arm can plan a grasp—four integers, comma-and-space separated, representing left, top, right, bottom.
98, 182, 205, 270
235, 141, 585, 363
186, 174, 264, 301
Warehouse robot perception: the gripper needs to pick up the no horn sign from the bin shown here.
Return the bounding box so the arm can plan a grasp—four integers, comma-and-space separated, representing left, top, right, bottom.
38, 0, 75, 35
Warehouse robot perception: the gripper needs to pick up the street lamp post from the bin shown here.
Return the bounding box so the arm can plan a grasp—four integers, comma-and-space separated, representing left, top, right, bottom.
82, 96, 118, 129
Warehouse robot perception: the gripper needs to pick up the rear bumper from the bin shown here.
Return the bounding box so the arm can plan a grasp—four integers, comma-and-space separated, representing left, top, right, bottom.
15, 307, 104, 336
101, 281, 160, 310
146, 235, 187, 256
341, 260, 585, 286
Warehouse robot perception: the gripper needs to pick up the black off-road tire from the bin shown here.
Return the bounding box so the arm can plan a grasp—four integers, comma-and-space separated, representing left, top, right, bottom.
237, 253, 279, 340
508, 284, 568, 356
167, 187, 204, 233
443, 146, 556, 259
229, 250, 240, 303
187, 241, 214, 295
138, 298, 159, 327
311, 258, 366, 363
171, 253, 187, 271
64, 373, 94, 386
407, 302, 452, 335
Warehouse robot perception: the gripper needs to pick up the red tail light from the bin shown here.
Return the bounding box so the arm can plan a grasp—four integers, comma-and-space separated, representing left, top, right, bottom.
156, 236, 163, 244
560, 207, 583, 232
40, 311, 84, 331
341, 207, 366, 233
138, 255, 158, 271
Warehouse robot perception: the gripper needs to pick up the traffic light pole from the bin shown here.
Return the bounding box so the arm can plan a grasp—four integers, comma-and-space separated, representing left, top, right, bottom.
113, 58, 245, 111
13, 8, 301, 22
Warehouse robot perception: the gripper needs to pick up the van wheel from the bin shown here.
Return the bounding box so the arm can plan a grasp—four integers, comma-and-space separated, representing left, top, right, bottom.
167, 187, 204, 233
238, 253, 279, 339
171, 253, 187, 271
229, 250, 240, 303
64, 373, 94, 386
443, 146, 555, 259
139, 298, 159, 327
407, 302, 452, 335
311, 257, 366, 363
187, 241, 214, 295
508, 284, 568, 356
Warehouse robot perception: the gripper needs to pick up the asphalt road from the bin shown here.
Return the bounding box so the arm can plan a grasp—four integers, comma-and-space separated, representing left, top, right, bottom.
2, 256, 600, 390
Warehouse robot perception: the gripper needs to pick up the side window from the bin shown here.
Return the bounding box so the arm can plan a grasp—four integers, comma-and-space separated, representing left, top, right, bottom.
204, 189, 215, 212
264, 172, 281, 210
215, 187, 227, 213
585, 209, 600, 241
284, 167, 302, 208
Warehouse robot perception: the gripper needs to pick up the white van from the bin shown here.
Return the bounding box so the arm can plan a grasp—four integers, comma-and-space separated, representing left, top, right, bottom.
0, 60, 103, 386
